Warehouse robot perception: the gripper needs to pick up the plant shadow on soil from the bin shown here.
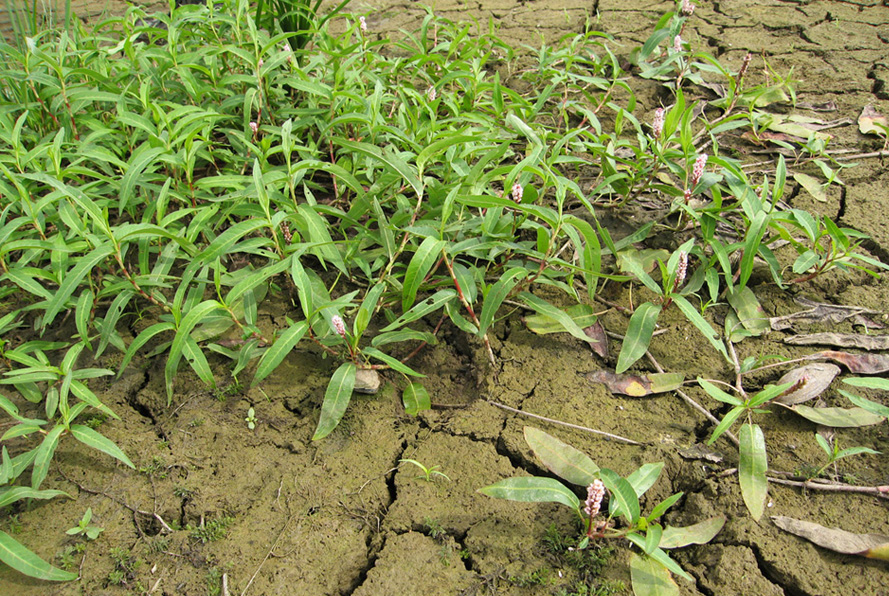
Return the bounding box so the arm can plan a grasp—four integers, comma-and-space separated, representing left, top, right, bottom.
4, 0, 889, 595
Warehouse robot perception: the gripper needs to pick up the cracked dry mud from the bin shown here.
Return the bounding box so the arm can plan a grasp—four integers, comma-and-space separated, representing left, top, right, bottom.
3, 1, 889, 595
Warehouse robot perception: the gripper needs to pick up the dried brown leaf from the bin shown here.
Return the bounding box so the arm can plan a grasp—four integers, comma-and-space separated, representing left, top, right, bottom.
858, 105, 888, 136
774, 363, 840, 405
586, 371, 684, 397
784, 333, 889, 351
772, 516, 889, 561
816, 350, 889, 374
584, 321, 609, 359
769, 297, 880, 331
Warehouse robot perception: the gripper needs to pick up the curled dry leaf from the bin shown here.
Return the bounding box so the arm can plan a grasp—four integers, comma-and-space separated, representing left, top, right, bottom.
774, 363, 840, 405
816, 350, 889, 374
769, 297, 880, 331
584, 320, 609, 359
587, 371, 684, 397
858, 105, 888, 136
772, 516, 889, 561
785, 332, 889, 351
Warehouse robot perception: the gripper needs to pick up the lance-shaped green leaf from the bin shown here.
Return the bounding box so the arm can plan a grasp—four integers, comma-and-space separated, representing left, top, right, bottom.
739, 423, 768, 521
0, 530, 77, 581
70, 425, 134, 468
403, 236, 445, 312
524, 304, 598, 335
659, 516, 726, 549
0, 486, 70, 509
43, 243, 114, 330
31, 424, 65, 490
523, 427, 599, 486
362, 347, 424, 377
517, 292, 591, 344
601, 468, 640, 524
671, 295, 729, 364
478, 476, 580, 513
478, 267, 526, 337
616, 302, 661, 374
252, 321, 309, 386
381, 289, 457, 332
402, 382, 430, 416
335, 138, 422, 198
313, 362, 357, 440
165, 300, 224, 402
784, 404, 885, 427
629, 552, 679, 596
626, 462, 664, 498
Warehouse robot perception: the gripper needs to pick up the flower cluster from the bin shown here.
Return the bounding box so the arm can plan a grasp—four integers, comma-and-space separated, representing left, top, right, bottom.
359, 16, 367, 33
331, 315, 347, 338
584, 479, 606, 517
673, 251, 688, 291
679, 0, 695, 17
511, 181, 524, 203
652, 107, 665, 139
426, 86, 437, 102
673, 35, 683, 53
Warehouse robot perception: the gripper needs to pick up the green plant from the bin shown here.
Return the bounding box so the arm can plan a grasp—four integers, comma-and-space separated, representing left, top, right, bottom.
188, 515, 234, 543
480, 427, 724, 595
401, 458, 450, 482
245, 406, 257, 430
810, 433, 879, 480
65, 507, 104, 540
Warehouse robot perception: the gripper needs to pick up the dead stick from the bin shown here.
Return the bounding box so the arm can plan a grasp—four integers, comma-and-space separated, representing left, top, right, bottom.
485, 400, 643, 445
645, 351, 740, 448
768, 476, 889, 499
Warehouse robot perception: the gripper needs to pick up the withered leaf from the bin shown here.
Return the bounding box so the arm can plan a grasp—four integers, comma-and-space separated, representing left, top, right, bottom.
769, 297, 880, 330
785, 333, 889, 351
584, 321, 609, 359
774, 363, 840, 405
816, 350, 889, 374
772, 516, 889, 561
587, 371, 684, 397
858, 105, 888, 136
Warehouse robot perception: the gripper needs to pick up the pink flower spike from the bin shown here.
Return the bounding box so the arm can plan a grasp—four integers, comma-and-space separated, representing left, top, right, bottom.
692, 153, 708, 187
359, 16, 367, 33
511, 181, 524, 203
680, 0, 695, 17
673, 35, 683, 53
652, 107, 665, 138
426, 86, 437, 102
249, 121, 259, 134
331, 315, 347, 338
584, 480, 606, 517
674, 251, 688, 291
258, 58, 264, 69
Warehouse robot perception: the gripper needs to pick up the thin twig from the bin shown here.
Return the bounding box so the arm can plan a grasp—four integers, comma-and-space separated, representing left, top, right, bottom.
485, 400, 644, 445
240, 514, 294, 596
645, 351, 740, 448
58, 469, 175, 534
719, 469, 889, 500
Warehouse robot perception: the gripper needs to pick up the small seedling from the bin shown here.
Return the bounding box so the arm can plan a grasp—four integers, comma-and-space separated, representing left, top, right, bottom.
245, 407, 257, 430
400, 458, 451, 482
66, 508, 104, 541
811, 433, 879, 480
